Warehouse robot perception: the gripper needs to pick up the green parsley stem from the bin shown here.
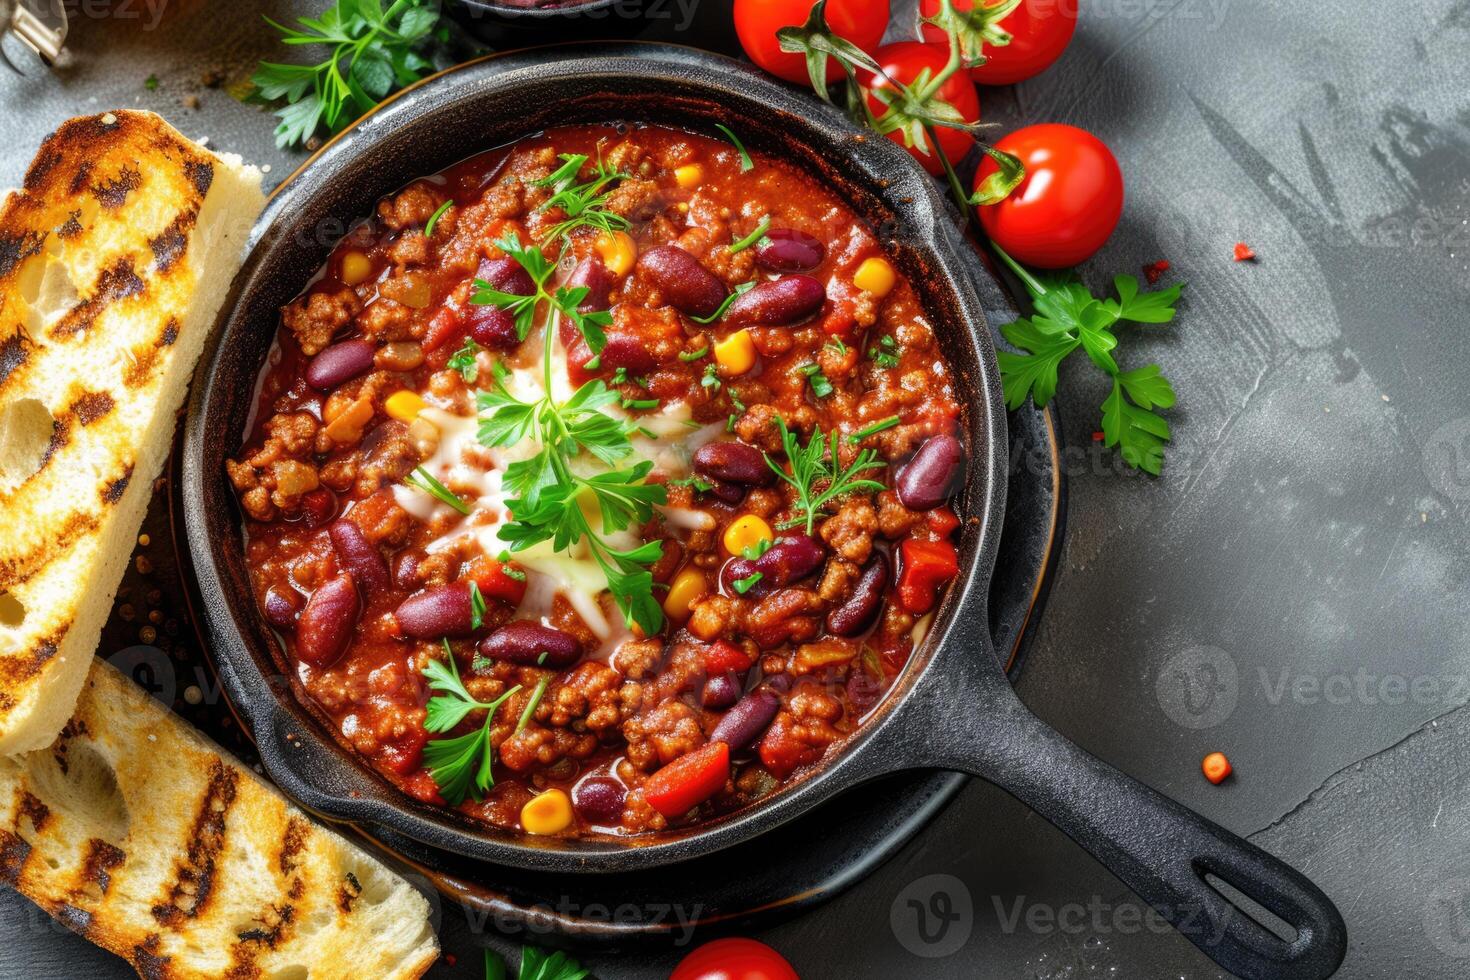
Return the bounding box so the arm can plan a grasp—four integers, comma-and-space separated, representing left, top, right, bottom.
849, 415, 902, 443
988, 240, 1048, 298
728, 216, 772, 254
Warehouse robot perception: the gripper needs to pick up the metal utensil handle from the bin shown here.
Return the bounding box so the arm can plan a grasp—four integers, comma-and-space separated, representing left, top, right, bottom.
926, 682, 1347, 980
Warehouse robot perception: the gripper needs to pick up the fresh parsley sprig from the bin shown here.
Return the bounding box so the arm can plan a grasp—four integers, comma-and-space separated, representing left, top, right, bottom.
992, 245, 1183, 475
531, 152, 631, 244
471, 242, 668, 635
421, 642, 523, 806
251, 0, 445, 149
765, 418, 887, 534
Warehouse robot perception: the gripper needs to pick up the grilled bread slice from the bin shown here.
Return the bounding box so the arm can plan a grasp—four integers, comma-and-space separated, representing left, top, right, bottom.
0, 110, 263, 754
0, 657, 439, 979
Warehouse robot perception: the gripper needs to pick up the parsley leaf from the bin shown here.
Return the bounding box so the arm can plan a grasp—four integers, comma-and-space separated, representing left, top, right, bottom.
765, 418, 887, 534
993, 245, 1183, 475
447, 336, 480, 382
250, 0, 446, 149
517, 946, 591, 980
421, 644, 522, 805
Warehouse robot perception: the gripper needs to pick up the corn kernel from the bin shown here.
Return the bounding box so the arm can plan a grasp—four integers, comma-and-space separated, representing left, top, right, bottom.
595, 230, 638, 277
674, 164, 704, 188
853, 256, 896, 298
723, 514, 774, 556
384, 390, 426, 423
340, 250, 373, 286
713, 328, 756, 375
520, 789, 573, 835
663, 566, 707, 620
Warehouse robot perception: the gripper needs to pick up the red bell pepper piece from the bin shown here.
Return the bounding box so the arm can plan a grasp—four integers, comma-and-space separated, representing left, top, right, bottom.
896, 538, 959, 614
643, 741, 729, 818
466, 554, 528, 607
704, 639, 753, 675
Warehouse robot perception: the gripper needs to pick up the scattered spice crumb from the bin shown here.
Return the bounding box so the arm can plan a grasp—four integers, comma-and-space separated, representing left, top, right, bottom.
261, 164, 273, 174
200, 67, 225, 88
1422, 512, 1428, 523
1202, 751, 1232, 784
1381, 394, 1391, 402
1091, 431, 1105, 441
1142, 259, 1171, 284
183, 93, 201, 110
445, 955, 457, 967
144, 74, 159, 91
1233, 242, 1256, 262
305, 135, 323, 151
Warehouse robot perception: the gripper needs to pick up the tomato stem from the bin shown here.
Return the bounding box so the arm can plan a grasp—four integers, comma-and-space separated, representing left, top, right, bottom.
989, 240, 1048, 296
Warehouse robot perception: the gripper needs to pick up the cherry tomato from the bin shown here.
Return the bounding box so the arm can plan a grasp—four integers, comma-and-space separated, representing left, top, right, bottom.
734, 0, 890, 85
975, 123, 1123, 268
671, 938, 800, 980
858, 42, 981, 176
919, 0, 1078, 85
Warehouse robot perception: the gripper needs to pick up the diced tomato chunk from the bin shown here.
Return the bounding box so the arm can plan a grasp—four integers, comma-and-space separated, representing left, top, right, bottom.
466, 554, 528, 607
424, 302, 466, 353
643, 741, 729, 818
758, 713, 821, 779
896, 538, 960, 614
926, 505, 961, 538
379, 726, 428, 777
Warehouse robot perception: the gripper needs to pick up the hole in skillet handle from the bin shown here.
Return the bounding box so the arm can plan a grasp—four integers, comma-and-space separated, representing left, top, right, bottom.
902, 664, 1347, 980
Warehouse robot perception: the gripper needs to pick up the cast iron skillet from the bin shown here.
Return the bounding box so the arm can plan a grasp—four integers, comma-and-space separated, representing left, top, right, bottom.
183, 44, 1346, 979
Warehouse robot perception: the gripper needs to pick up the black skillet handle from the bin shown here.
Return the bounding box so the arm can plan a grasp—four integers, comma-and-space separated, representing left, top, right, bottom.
910, 662, 1347, 980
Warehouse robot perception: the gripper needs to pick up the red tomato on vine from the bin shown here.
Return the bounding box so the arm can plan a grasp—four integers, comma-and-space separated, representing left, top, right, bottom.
858, 42, 982, 176
920, 0, 1078, 85
975, 123, 1124, 268
734, 0, 890, 85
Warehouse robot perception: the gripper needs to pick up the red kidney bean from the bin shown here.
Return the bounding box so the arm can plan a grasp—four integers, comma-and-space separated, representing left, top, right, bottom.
328, 520, 390, 601
703, 671, 743, 709
263, 587, 301, 630
304, 339, 375, 391
476, 255, 534, 296
478, 620, 582, 668
572, 775, 627, 824
693, 441, 774, 487
596, 332, 657, 374
720, 556, 770, 597
754, 533, 825, 586
637, 245, 728, 318
754, 228, 825, 272
705, 479, 747, 505
393, 548, 425, 590
826, 553, 889, 637
296, 574, 360, 667
466, 304, 518, 349
725, 275, 825, 327
567, 256, 612, 312
394, 581, 476, 638
896, 434, 964, 510
710, 689, 780, 751
299, 487, 337, 528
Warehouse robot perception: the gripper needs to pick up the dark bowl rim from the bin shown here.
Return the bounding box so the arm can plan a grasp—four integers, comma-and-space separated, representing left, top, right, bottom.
182, 41, 1011, 874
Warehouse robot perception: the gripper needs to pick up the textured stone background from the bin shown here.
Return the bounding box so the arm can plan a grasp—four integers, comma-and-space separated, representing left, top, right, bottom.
3, 0, 1469, 976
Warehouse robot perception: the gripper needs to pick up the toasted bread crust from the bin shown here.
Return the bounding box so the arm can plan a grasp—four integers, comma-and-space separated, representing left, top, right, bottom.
0, 659, 439, 979
0, 111, 262, 753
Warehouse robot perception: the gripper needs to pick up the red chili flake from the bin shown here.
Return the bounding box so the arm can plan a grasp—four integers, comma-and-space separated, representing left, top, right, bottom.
1142, 259, 1171, 284
445, 955, 457, 967
1091, 431, 1105, 441
1233, 242, 1256, 262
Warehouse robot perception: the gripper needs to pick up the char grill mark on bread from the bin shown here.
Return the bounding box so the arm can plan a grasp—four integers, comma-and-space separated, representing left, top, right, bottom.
0, 110, 263, 755
0, 659, 439, 979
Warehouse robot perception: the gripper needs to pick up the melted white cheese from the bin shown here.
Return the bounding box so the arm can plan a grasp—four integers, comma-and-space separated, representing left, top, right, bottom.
392, 328, 715, 659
